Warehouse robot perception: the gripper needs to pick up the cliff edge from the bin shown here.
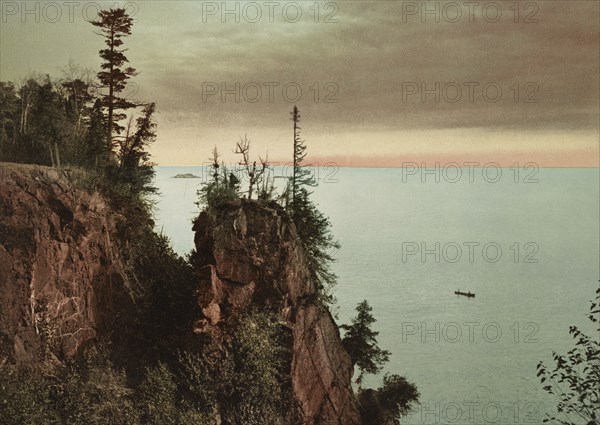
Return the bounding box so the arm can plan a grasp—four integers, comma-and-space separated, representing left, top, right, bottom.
0, 164, 362, 424
193, 199, 361, 425
0, 164, 134, 365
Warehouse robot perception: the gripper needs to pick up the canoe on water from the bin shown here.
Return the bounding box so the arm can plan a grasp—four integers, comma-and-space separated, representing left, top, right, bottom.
454, 290, 475, 298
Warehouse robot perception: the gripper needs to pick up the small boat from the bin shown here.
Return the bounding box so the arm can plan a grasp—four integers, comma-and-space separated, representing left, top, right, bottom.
454, 290, 475, 298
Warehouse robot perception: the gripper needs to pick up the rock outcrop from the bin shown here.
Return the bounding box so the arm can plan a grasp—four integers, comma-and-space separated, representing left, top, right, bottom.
0, 163, 362, 424
0, 164, 134, 365
193, 199, 361, 425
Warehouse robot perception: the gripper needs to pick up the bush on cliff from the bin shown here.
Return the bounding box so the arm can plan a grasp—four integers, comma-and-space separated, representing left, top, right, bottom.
358, 374, 420, 425
342, 300, 420, 423
137, 361, 210, 424
0, 345, 140, 425
176, 310, 293, 424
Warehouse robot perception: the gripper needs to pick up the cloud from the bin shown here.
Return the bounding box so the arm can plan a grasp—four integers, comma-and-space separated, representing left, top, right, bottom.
1, 0, 598, 164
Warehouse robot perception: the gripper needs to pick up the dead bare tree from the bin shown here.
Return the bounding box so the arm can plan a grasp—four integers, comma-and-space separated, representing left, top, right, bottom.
234, 133, 269, 200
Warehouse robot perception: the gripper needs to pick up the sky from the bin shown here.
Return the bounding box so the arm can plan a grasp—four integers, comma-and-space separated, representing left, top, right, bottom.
1, 0, 598, 166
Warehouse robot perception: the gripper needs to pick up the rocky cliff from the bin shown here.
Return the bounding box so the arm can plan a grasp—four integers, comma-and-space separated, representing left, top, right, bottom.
192, 199, 361, 425
0, 164, 134, 365
0, 164, 362, 424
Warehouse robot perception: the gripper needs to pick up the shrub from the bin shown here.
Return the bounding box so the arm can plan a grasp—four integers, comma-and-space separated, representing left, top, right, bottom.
358, 373, 420, 425
137, 362, 179, 425
537, 286, 600, 425
177, 310, 292, 424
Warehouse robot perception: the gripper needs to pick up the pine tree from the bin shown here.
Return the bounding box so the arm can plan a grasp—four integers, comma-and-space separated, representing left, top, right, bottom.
85, 99, 107, 167
290, 105, 315, 205
114, 102, 157, 199
120, 102, 156, 170
341, 300, 391, 386
90, 8, 137, 156
29, 77, 68, 167
0, 82, 19, 160
61, 78, 92, 137
288, 106, 339, 303
198, 147, 240, 208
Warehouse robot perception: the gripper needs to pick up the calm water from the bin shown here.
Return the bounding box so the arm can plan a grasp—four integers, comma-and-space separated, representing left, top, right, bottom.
152, 166, 599, 424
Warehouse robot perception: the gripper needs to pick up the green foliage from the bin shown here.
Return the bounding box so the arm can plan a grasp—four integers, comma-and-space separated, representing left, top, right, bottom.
27, 78, 68, 167
53, 348, 140, 425
83, 99, 107, 166
0, 81, 19, 159
120, 102, 157, 170
78, 161, 156, 228
0, 346, 140, 425
198, 147, 241, 208
341, 300, 391, 386
358, 373, 420, 425
0, 75, 101, 167
344, 302, 419, 424
128, 229, 198, 356
137, 362, 180, 425
291, 187, 340, 303
177, 310, 292, 424
137, 361, 211, 424
90, 7, 137, 150
537, 286, 600, 425
78, 100, 158, 226
290, 105, 316, 204
226, 310, 290, 424
287, 106, 339, 304
0, 367, 60, 425
198, 166, 241, 208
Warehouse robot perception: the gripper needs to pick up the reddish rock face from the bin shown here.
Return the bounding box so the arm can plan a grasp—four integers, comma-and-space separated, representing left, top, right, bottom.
0, 164, 133, 365
193, 199, 361, 425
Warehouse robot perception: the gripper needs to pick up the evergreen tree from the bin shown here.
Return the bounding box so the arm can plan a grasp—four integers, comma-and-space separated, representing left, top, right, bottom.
210, 146, 220, 184
290, 105, 316, 205
198, 147, 240, 208
85, 99, 107, 167
17, 77, 41, 137
120, 102, 156, 170
0, 82, 19, 160
62, 78, 92, 137
105, 102, 158, 202
28, 77, 68, 167
287, 106, 339, 302
341, 300, 390, 386
90, 8, 137, 155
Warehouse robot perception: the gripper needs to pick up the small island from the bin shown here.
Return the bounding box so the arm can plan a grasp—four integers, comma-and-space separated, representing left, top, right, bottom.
173, 173, 200, 179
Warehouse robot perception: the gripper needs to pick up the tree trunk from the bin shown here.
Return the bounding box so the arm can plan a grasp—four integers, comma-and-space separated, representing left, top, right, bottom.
54, 143, 61, 168
0, 120, 4, 160
292, 121, 297, 205
20, 95, 31, 135
49, 145, 55, 167
107, 31, 115, 154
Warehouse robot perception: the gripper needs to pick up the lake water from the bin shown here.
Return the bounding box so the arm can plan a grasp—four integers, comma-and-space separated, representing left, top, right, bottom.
152, 166, 599, 424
